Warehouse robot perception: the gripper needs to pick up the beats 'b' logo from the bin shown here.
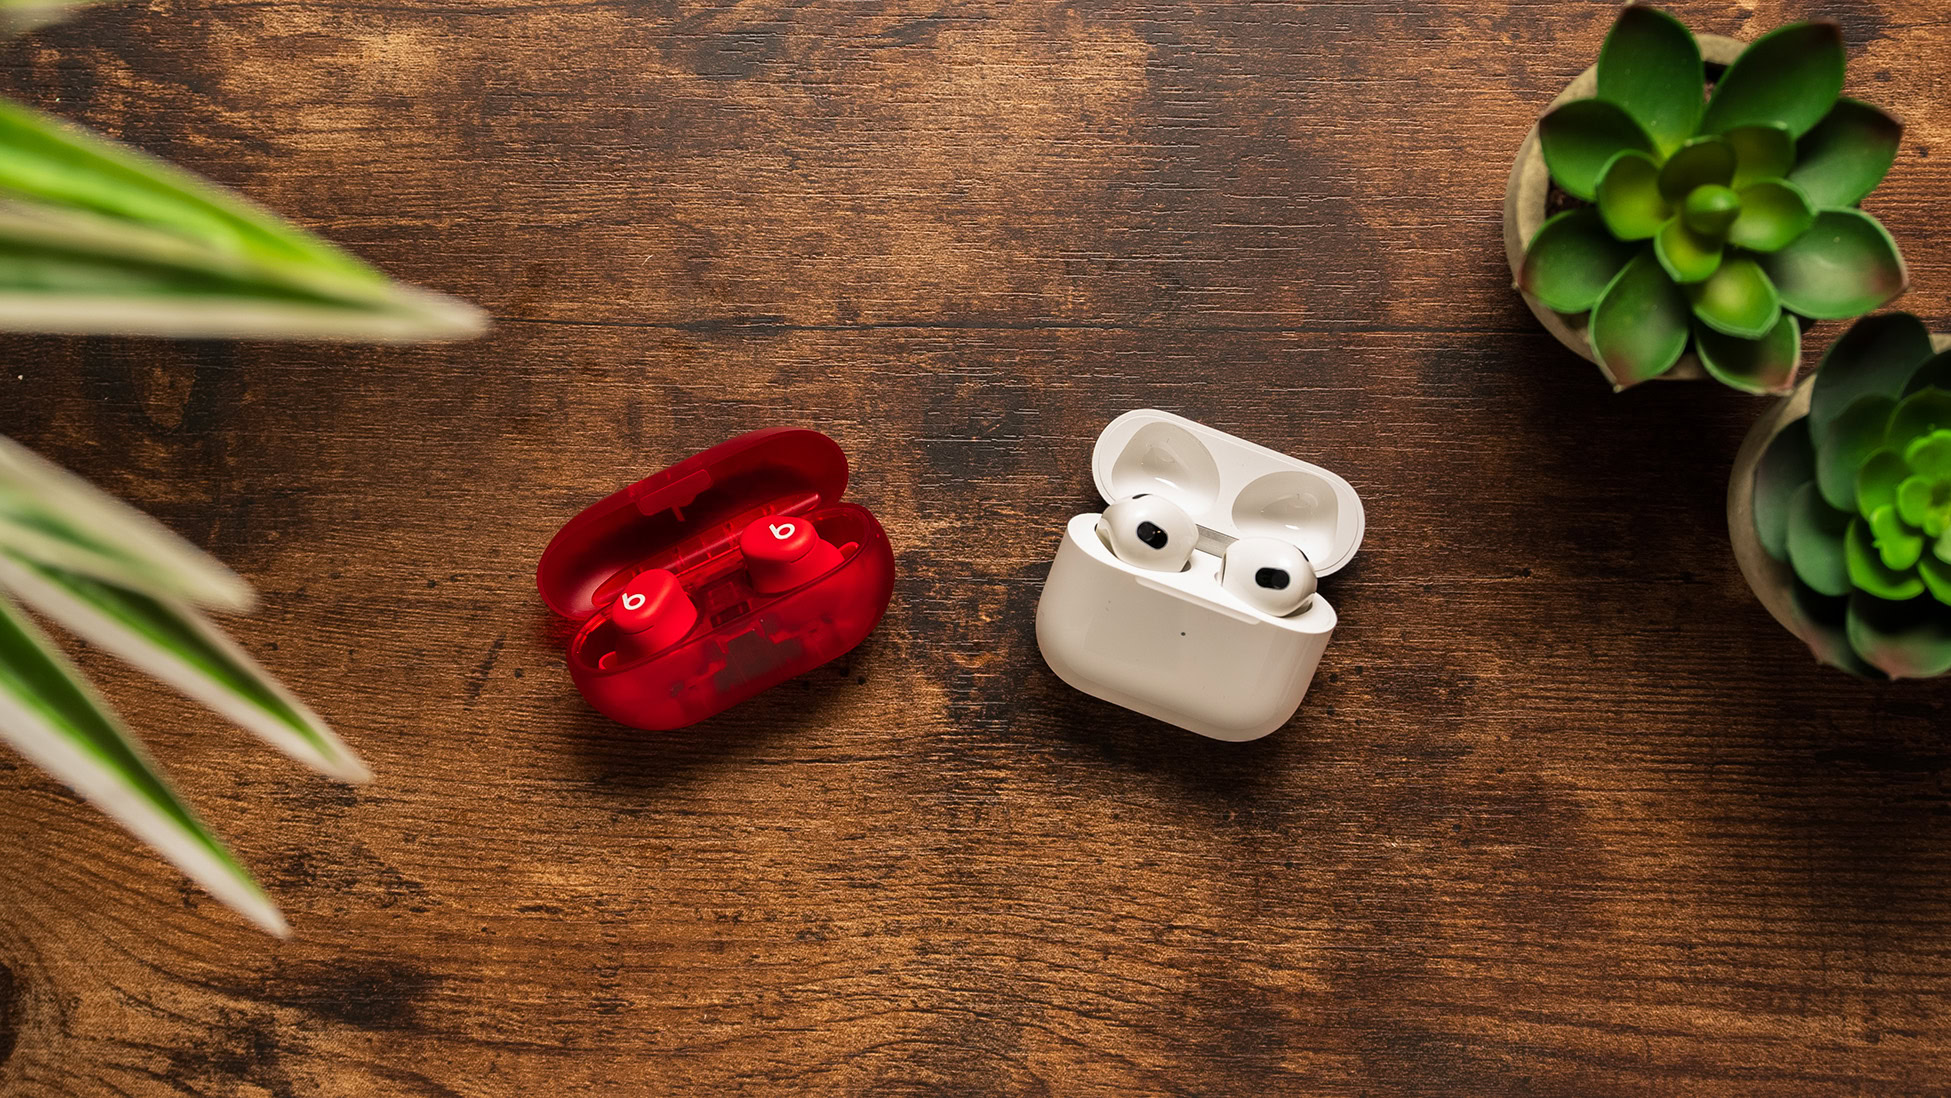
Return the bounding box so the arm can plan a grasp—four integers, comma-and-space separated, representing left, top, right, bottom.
610, 568, 692, 643
739, 513, 840, 592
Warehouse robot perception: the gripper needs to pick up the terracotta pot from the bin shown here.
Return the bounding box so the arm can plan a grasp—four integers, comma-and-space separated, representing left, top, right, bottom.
1727, 336, 1951, 654
1503, 33, 1748, 385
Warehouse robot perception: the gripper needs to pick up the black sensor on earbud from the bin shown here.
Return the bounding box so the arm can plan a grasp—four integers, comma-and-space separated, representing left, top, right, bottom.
1095, 496, 1198, 572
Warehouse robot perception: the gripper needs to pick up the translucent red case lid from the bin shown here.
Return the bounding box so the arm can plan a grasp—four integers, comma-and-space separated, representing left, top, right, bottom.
537, 428, 894, 731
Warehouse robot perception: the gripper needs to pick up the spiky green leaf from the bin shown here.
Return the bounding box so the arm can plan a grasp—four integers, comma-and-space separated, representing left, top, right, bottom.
0, 592, 286, 935
0, 100, 485, 340
0, 553, 368, 782
0, 434, 252, 610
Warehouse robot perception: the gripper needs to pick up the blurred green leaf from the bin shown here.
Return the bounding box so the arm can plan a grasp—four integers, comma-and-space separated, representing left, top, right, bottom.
0, 99, 486, 340
0, 552, 369, 782
0, 434, 253, 609
1791, 98, 1903, 208
0, 98, 371, 279
0, 0, 105, 33
1518, 207, 1638, 312
1697, 312, 1798, 395
0, 592, 287, 935
1701, 22, 1846, 138
1539, 97, 1655, 201
1590, 250, 1689, 387
1760, 209, 1906, 321
1595, 4, 1702, 156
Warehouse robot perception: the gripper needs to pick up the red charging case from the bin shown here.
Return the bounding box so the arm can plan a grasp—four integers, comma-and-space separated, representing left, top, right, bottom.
537, 428, 895, 730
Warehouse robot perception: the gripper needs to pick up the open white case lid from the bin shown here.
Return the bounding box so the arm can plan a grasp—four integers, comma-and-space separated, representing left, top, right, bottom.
1090, 409, 1365, 577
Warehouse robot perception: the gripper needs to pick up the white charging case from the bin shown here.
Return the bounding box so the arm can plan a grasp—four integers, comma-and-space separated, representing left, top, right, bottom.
1035, 409, 1365, 741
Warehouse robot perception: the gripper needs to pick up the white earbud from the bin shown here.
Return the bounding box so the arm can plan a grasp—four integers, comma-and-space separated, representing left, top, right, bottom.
1220, 536, 1316, 616
1096, 495, 1198, 572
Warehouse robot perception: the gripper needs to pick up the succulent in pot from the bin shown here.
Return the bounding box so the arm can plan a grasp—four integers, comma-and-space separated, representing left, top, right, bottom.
1738, 314, 1951, 678
1508, 5, 1907, 393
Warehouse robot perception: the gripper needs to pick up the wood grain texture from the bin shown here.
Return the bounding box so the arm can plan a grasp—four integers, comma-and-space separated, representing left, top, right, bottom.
4, 0, 1951, 1094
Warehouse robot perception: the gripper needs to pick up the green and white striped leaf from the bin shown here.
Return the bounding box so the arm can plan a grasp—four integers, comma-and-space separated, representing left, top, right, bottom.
0, 0, 106, 33
0, 434, 254, 611
0, 98, 485, 340
0, 591, 286, 935
0, 551, 369, 782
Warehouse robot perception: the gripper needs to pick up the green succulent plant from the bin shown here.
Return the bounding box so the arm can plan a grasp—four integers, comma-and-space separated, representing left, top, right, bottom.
1751, 313, 1951, 678
1518, 5, 1906, 393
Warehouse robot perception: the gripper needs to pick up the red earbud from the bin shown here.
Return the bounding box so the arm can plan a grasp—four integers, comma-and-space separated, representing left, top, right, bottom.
740, 515, 844, 593
610, 568, 697, 652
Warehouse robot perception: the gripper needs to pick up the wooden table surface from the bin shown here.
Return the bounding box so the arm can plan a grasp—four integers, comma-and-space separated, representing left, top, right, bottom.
4, 1, 1951, 1094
